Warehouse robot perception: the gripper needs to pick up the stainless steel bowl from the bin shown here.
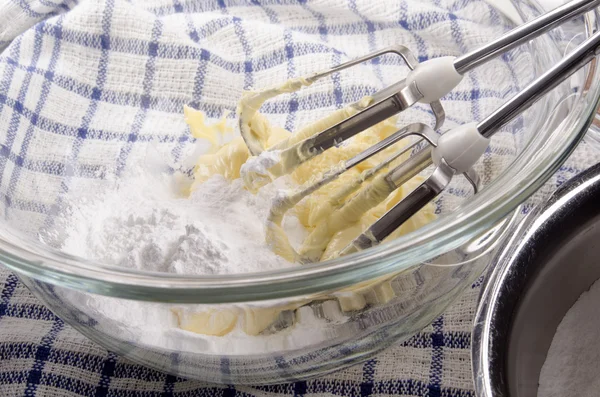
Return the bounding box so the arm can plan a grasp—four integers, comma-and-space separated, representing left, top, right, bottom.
472, 161, 600, 397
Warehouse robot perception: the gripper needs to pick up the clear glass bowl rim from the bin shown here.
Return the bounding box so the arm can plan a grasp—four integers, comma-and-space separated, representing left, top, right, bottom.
1, 3, 599, 304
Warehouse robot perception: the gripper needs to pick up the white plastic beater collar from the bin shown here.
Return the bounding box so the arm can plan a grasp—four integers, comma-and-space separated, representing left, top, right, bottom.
431, 122, 489, 174
405, 56, 463, 104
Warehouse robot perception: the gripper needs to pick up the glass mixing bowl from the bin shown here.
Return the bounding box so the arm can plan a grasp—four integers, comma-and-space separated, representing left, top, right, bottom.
0, 0, 599, 385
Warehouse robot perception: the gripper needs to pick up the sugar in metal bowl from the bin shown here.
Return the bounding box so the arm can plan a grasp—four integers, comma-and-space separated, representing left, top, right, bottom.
472, 162, 600, 396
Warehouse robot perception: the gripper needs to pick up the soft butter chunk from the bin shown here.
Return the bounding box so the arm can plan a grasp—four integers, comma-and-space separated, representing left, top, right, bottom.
179, 77, 436, 337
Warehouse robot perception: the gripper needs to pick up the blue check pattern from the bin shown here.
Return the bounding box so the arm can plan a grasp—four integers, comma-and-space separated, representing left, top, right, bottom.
0, 0, 597, 396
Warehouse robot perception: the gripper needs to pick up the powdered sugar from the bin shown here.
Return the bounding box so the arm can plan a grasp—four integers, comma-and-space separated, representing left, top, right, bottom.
42, 163, 319, 354
240, 149, 282, 191
538, 278, 600, 397
50, 167, 303, 275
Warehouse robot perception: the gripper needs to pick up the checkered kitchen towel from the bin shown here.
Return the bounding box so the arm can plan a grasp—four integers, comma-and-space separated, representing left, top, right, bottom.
0, 0, 599, 396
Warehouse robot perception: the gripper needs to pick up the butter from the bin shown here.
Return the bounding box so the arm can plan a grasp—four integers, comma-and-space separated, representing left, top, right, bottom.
173, 308, 237, 336
184, 105, 232, 150
179, 77, 436, 337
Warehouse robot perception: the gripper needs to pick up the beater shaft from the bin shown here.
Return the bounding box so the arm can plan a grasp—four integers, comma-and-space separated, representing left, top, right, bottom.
342, 28, 600, 254
478, 30, 600, 138
241, 0, 599, 193
454, 0, 600, 73
302, 0, 600, 148
245, 0, 600, 263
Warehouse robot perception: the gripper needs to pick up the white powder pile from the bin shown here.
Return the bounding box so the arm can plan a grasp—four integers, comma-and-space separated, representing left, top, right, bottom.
538, 278, 600, 397
56, 288, 337, 355
44, 165, 325, 355
49, 168, 304, 275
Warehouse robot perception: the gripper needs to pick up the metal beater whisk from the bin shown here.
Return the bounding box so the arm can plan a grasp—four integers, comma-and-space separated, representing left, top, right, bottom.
240, 0, 600, 263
